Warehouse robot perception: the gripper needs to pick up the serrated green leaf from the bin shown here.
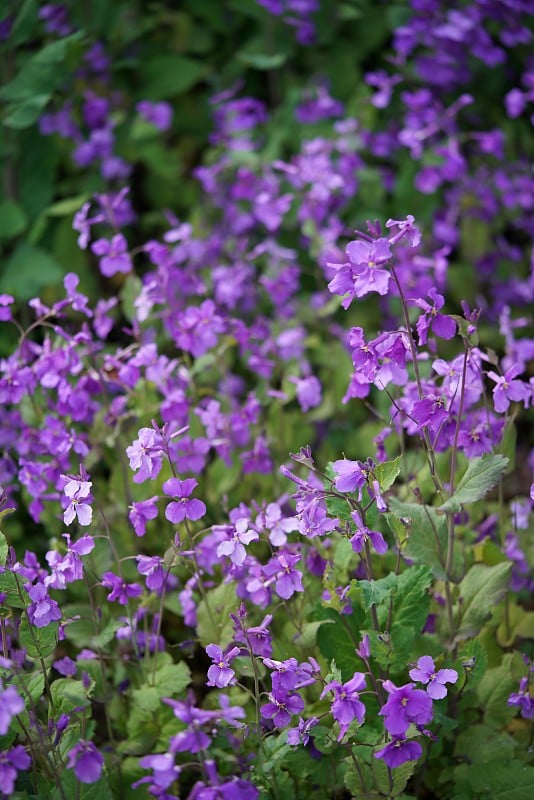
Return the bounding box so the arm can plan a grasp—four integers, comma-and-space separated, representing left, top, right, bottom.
455, 562, 511, 640
0, 532, 8, 566
13, 670, 45, 704
50, 677, 94, 715
440, 454, 509, 512
358, 572, 398, 611
373, 456, 402, 492
388, 499, 451, 579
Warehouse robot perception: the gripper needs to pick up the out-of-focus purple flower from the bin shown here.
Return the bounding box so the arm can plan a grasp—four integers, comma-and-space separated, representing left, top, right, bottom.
91, 234, 132, 278
287, 715, 320, 745
163, 478, 206, 524
133, 752, 181, 792
136, 555, 165, 592
0, 294, 15, 322
289, 375, 322, 412
409, 656, 458, 699
67, 740, 104, 784
0, 745, 31, 795
137, 100, 173, 131
0, 683, 24, 734
487, 365, 529, 413
375, 736, 422, 768
508, 677, 534, 719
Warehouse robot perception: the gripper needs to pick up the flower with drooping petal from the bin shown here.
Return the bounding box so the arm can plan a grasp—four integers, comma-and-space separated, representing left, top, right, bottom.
67, 741, 104, 784
379, 680, 433, 736
375, 736, 422, 768
487, 365, 529, 413
321, 672, 366, 739
62, 476, 93, 526
350, 510, 388, 554
409, 656, 458, 699
163, 478, 206, 523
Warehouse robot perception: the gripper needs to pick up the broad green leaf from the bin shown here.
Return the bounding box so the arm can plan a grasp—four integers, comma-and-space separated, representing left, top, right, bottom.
358, 572, 398, 611
0, 243, 63, 300
391, 565, 433, 632
455, 638, 488, 690
454, 724, 515, 765
0, 572, 27, 609
52, 768, 114, 800
317, 607, 366, 681
19, 618, 58, 659
13, 670, 45, 704
196, 582, 237, 648
440, 454, 509, 512
476, 654, 516, 729
150, 662, 191, 696
455, 562, 511, 640
50, 677, 94, 715
0, 200, 27, 239
455, 759, 534, 799
141, 55, 205, 99
388, 499, 451, 579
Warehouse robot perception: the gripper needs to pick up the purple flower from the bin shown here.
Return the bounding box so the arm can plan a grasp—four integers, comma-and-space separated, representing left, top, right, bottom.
263, 552, 303, 599
379, 681, 433, 736
62, 476, 93, 526
261, 690, 305, 728
508, 677, 534, 720
137, 100, 173, 131
0, 683, 24, 734
126, 427, 164, 483
287, 715, 320, 745
350, 510, 388, 554
101, 572, 142, 605
217, 518, 258, 565
133, 753, 181, 792
128, 496, 159, 536
487, 365, 529, 413
27, 583, 62, 628
409, 656, 458, 699
206, 643, 241, 688
413, 288, 457, 345
289, 375, 322, 412
332, 459, 367, 496
0, 745, 31, 795
137, 555, 165, 592
321, 672, 366, 739
67, 740, 104, 784
163, 478, 206, 523
91, 234, 132, 277
375, 737, 422, 768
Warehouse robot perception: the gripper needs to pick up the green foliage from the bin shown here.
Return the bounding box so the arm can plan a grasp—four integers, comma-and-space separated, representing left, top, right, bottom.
440, 455, 509, 513
455, 563, 512, 640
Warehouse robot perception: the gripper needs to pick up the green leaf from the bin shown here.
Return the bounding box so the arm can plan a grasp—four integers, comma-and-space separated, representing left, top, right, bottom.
238, 52, 288, 70
46, 195, 90, 217
0, 200, 28, 239
440, 454, 509, 512
19, 618, 58, 659
388, 499, 450, 579
0, 531, 8, 566
454, 724, 515, 765
456, 759, 534, 799
0, 572, 27, 609
373, 456, 402, 492
455, 638, 488, 690
317, 607, 366, 681
12, 670, 45, 704
52, 769, 114, 800
476, 654, 516, 728
50, 677, 94, 715
358, 572, 398, 611
455, 562, 511, 640
196, 582, 237, 648
0, 243, 63, 300
141, 55, 205, 99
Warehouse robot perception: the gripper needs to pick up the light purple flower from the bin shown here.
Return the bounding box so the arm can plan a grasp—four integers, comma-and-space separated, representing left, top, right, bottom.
27, 583, 62, 628
0, 746, 31, 795
263, 552, 303, 599
126, 427, 163, 483
101, 572, 142, 605
91, 234, 132, 277
487, 365, 528, 413
133, 752, 180, 791
413, 288, 457, 345
409, 656, 458, 699
261, 690, 305, 728
332, 459, 367, 496
62, 476, 93, 526
321, 672, 366, 739
128, 497, 159, 536
217, 518, 258, 565
0, 683, 24, 734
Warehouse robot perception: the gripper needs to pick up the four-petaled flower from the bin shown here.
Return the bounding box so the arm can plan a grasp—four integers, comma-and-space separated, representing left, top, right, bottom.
62, 476, 93, 526
91, 234, 132, 277
217, 517, 259, 565
321, 672, 366, 739
379, 680, 433, 736
375, 736, 422, 768
206, 643, 241, 688
487, 365, 528, 413
163, 478, 206, 523
409, 656, 458, 699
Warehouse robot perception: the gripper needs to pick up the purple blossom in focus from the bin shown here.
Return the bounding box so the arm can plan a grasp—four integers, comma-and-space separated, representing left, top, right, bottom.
409, 656, 458, 699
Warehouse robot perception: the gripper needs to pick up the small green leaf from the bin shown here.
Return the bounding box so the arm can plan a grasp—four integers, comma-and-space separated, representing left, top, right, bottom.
196, 582, 237, 648
0, 532, 8, 566
141, 55, 205, 99
440, 454, 509, 512
238, 52, 288, 70
50, 677, 94, 715
373, 456, 402, 492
